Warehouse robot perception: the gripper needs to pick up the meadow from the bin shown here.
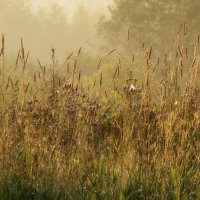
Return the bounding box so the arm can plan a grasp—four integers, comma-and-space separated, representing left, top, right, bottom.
0, 29, 199, 200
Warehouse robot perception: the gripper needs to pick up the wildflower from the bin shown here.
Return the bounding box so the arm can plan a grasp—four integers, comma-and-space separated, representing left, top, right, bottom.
129, 84, 136, 92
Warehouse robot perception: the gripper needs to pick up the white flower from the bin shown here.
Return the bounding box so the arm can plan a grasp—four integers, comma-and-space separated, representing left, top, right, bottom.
129, 84, 136, 92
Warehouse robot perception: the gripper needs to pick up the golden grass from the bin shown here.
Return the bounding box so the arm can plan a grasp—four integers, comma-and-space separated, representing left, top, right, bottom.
0, 29, 199, 199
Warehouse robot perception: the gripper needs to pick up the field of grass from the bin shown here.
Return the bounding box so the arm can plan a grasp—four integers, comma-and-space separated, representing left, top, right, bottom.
0, 31, 199, 200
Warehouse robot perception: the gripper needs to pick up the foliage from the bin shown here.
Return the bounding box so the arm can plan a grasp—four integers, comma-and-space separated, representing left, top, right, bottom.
98, 0, 200, 53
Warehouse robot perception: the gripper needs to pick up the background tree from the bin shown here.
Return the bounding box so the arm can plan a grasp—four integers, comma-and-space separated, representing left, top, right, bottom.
98, 0, 200, 54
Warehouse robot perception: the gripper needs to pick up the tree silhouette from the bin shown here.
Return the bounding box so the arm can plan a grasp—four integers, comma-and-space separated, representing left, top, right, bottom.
98, 0, 200, 53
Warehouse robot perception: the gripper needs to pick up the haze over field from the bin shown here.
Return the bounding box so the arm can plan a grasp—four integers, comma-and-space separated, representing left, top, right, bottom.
1, 0, 199, 64
29, 0, 112, 21
0, 0, 112, 61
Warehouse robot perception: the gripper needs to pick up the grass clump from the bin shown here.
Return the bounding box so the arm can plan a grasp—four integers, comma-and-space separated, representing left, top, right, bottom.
0, 30, 199, 200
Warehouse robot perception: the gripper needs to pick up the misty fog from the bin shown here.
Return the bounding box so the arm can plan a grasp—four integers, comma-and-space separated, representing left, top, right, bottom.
0, 0, 112, 63
1, 0, 200, 67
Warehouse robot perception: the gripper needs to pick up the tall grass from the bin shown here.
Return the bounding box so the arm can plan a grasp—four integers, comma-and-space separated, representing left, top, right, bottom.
0, 29, 199, 200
